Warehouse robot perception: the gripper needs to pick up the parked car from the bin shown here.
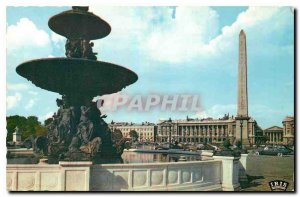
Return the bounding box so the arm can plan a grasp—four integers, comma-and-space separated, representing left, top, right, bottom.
183, 144, 198, 151
255, 146, 294, 156
196, 144, 205, 150
198, 143, 217, 151
155, 143, 170, 150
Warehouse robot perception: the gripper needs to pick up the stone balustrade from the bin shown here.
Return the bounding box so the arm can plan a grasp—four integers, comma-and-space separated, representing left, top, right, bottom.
7, 156, 242, 191
90, 160, 222, 191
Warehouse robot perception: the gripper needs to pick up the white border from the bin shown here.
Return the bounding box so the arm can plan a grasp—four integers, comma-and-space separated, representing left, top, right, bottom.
0, 0, 298, 196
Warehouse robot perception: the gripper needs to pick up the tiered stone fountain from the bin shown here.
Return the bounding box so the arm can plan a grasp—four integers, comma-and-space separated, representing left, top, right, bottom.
9, 7, 243, 191
16, 6, 138, 163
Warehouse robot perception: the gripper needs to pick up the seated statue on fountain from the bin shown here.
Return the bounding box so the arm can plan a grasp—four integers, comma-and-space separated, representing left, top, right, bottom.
68, 102, 102, 157
35, 93, 128, 163
65, 38, 97, 60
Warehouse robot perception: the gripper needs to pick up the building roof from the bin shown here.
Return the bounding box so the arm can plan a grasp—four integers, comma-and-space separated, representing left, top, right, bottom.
110, 121, 156, 126
264, 126, 283, 131
283, 116, 294, 122
158, 118, 236, 125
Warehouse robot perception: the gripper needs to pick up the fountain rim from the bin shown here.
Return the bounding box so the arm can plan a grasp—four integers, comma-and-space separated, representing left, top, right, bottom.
48, 9, 111, 40
16, 57, 138, 77
16, 57, 139, 97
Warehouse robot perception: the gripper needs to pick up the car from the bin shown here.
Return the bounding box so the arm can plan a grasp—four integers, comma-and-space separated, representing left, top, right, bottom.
155, 143, 170, 150
181, 144, 197, 151
196, 144, 205, 150
255, 146, 294, 156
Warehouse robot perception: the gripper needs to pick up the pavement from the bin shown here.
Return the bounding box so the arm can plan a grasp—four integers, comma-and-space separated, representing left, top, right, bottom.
240, 154, 294, 191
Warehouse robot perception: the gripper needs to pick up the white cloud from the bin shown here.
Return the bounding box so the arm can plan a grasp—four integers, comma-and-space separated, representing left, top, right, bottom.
7, 18, 50, 54
90, 6, 219, 63
51, 32, 65, 44
7, 93, 22, 110
28, 91, 38, 95
6, 18, 52, 67
90, 6, 151, 54
143, 7, 219, 63
51, 32, 66, 49
195, 104, 237, 119
40, 111, 55, 122
24, 98, 38, 110
90, 6, 291, 65
7, 83, 29, 91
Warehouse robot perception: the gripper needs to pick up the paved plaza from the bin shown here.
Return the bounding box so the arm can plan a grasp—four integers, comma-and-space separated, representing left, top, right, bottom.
241, 155, 294, 191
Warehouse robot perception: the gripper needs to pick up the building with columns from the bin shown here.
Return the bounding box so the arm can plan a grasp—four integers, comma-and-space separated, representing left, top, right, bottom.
109, 121, 157, 142
264, 126, 284, 144
282, 116, 294, 145
157, 115, 261, 145
262, 116, 294, 145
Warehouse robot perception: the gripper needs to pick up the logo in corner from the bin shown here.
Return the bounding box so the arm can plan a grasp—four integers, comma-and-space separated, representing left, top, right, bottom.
269, 180, 289, 191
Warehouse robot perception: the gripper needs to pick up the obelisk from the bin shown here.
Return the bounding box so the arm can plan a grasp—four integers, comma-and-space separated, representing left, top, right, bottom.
236, 29, 249, 146
237, 29, 248, 117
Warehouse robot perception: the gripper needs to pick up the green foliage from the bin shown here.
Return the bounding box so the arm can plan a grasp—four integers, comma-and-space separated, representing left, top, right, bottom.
223, 138, 231, 149
129, 130, 139, 141
255, 135, 269, 146
44, 117, 53, 126
235, 140, 242, 149
6, 115, 47, 142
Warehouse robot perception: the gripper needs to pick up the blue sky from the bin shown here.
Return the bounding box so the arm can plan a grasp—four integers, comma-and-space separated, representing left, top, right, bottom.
6, 6, 294, 129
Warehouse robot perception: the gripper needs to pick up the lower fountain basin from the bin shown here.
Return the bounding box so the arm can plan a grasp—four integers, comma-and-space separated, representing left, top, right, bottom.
16, 57, 138, 97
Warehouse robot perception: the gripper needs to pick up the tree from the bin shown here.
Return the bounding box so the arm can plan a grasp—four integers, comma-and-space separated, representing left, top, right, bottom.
235, 140, 242, 149
255, 135, 269, 146
44, 117, 53, 126
223, 138, 232, 150
129, 130, 139, 142
6, 115, 47, 142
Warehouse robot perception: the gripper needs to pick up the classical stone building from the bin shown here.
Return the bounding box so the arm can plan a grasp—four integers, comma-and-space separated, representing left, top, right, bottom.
262, 116, 294, 145
264, 126, 284, 144
282, 116, 294, 145
109, 121, 157, 142
157, 115, 261, 145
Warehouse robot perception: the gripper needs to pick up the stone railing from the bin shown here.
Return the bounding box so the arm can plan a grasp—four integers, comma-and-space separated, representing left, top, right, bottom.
6, 162, 92, 191
7, 155, 244, 191
90, 160, 222, 191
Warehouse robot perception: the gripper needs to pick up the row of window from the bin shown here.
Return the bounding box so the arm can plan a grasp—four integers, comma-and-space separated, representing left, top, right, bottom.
158, 131, 229, 135
123, 132, 153, 136
117, 127, 155, 131
160, 137, 227, 143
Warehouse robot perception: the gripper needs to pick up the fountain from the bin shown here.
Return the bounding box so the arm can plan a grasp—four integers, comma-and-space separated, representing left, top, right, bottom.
16, 6, 138, 163
7, 6, 242, 191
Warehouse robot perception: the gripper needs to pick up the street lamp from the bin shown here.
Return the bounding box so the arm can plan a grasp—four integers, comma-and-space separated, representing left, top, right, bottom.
239, 120, 243, 148
235, 116, 250, 149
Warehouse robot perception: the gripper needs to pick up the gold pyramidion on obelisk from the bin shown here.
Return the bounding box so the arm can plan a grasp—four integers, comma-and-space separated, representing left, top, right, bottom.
237, 29, 248, 117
